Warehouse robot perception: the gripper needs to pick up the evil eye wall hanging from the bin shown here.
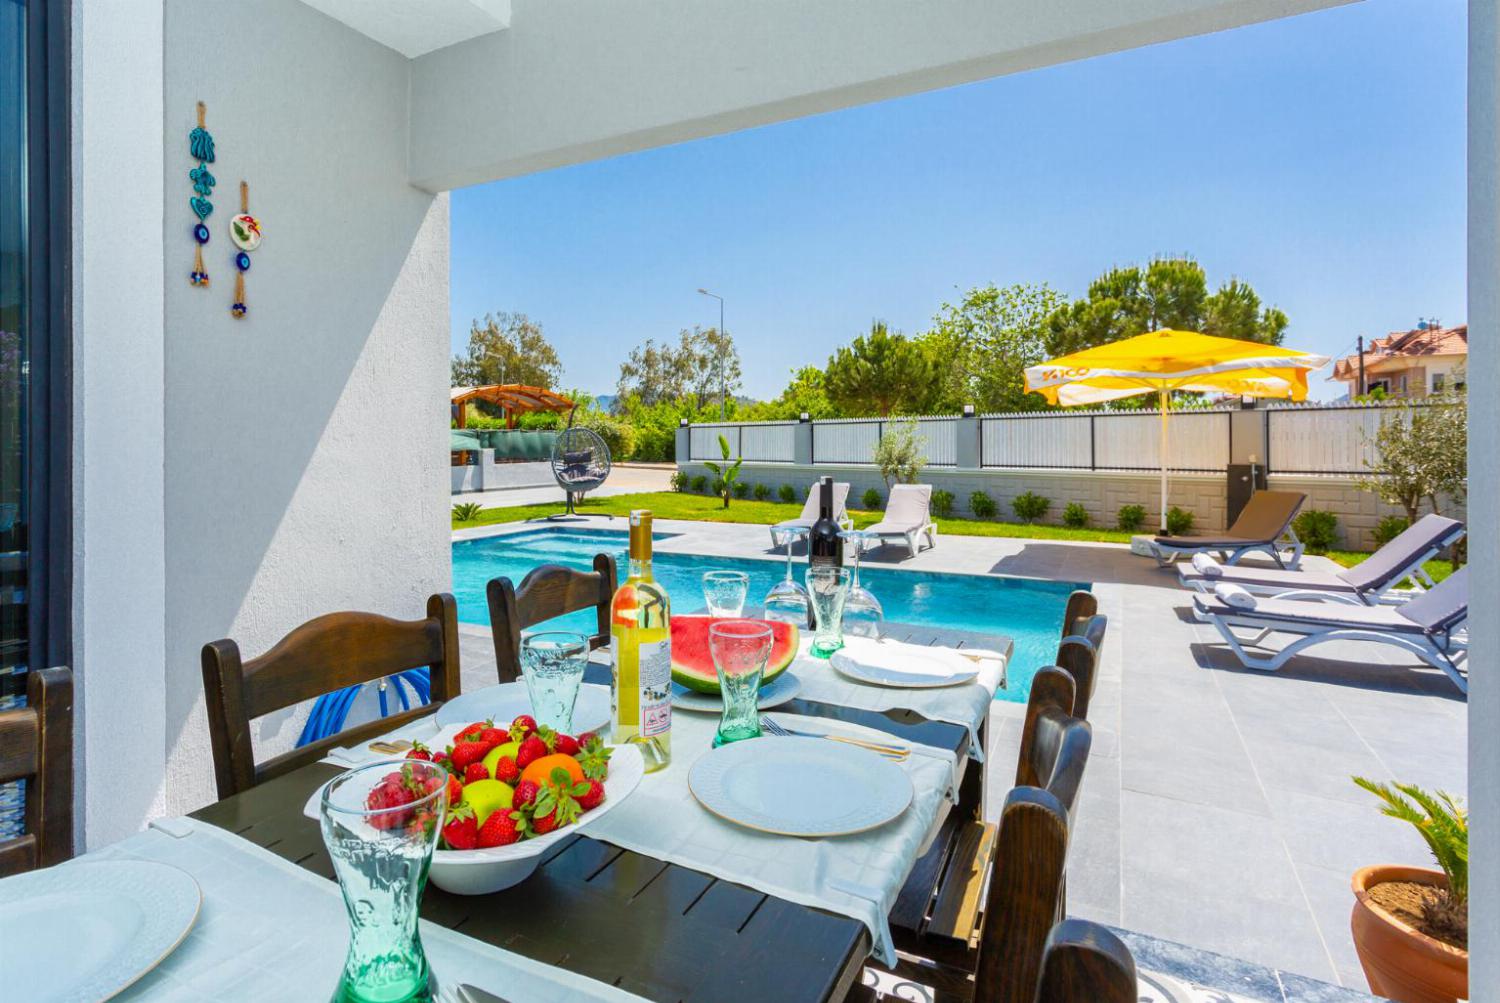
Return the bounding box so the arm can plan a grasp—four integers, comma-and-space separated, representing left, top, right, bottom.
187, 102, 216, 286
229, 181, 261, 318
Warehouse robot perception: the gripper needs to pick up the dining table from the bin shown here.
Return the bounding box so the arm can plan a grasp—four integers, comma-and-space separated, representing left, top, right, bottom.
184, 617, 1011, 1003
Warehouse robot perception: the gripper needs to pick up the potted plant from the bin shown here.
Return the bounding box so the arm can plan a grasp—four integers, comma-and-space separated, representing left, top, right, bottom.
1350, 778, 1467, 1003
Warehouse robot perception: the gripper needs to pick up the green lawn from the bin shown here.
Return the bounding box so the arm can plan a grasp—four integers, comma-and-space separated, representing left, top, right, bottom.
452, 489, 1457, 580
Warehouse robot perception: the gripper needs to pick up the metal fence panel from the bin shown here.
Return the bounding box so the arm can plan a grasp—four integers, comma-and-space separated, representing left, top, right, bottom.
811, 419, 882, 464
689, 425, 741, 461
738, 422, 796, 463
912, 417, 957, 466
1266, 405, 1388, 475
981, 413, 1092, 469
1092, 410, 1228, 473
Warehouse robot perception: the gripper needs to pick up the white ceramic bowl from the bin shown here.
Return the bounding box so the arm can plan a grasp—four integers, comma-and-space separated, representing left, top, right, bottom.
424, 724, 645, 895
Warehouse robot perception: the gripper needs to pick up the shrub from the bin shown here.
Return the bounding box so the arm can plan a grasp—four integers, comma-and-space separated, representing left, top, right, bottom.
778, 484, 796, 504
753, 482, 771, 501
1117, 504, 1146, 532
1293, 509, 1339, 554
969, 490, 997, 519
873, 420, 927, 489
579, 412, 635, 462
690, 474, 707, 493
452, 502, 483, 523
1012, 491, 1051, 524
669, 471, 687, 493
1373, 514, 1410, 547
1062, 502, 1089, 528
930, 488, 955, 519
1353, 777, 1468, 942
861, 487, 882, 510
733, 480, 750, 499
1166, 506, 1194, 535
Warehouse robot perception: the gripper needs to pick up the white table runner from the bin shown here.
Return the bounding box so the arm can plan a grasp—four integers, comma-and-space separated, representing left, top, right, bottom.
86, 818, 650, 1002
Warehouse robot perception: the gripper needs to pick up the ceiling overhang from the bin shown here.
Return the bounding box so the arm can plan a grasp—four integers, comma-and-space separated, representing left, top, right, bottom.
298, 0, 511, 58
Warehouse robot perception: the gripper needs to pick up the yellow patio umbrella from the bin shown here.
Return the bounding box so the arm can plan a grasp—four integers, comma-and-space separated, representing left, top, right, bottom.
1024, 329, 1330, 533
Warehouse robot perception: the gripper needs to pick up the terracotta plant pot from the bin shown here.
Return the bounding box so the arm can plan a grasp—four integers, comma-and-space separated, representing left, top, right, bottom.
1350, 865, 1468, 1003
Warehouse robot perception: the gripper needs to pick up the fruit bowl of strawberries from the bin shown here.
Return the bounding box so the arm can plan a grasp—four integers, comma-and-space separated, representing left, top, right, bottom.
409, 714, 644, 895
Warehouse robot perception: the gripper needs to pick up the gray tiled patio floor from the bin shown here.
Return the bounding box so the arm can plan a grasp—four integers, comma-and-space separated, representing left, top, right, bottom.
453, 518, 1467, 992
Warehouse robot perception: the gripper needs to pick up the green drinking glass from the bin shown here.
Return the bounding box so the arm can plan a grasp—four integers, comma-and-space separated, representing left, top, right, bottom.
319, 759, 449, 1003
805, 565, 852, 657
709, 619, 774, 747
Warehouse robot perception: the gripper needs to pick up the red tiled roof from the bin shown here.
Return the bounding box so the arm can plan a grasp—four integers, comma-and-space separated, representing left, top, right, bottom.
1331, 324, 1467, 381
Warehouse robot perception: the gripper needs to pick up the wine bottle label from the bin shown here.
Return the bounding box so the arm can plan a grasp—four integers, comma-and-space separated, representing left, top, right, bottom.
810, 552, 841, 568
638, 639, 672, 738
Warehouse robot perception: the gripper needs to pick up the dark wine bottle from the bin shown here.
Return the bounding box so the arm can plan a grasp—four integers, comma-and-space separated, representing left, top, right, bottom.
808, 476, 844, 569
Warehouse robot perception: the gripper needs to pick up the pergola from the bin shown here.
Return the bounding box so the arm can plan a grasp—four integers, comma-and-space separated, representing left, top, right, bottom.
450, 384, 575, 429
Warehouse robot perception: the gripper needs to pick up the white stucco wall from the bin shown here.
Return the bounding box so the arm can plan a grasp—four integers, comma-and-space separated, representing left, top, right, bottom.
156, 0, 448, 819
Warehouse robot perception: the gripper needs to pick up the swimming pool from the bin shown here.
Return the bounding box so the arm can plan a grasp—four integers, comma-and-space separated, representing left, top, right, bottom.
452, 528, 1088, 702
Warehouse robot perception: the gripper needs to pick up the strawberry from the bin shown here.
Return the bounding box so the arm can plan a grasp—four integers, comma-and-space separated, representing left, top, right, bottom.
577, 734, 613, 781
477, 809, 523, 848
515, 734, 547, 769
553, 733, 581, 757
445, 774, 463, 807
448, 738, 492, 772
431, 751, 449, 767
455, 721, 487, 741
529, 770, 586, 835
479, 726, 508, 746
441, 803, 478, 850
577, 777, 606, 811
530, 809, 561, 835
365, 771, 419, 829
491, 755, 520, 784
577, 731, 597, 747
509, 714, 538, 742
464, 762, 489, 784
513, 779, 540, 808
404, 741, 432, 762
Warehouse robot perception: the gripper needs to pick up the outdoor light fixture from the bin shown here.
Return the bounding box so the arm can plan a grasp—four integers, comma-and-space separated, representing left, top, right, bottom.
679, 418, 690, 427
799, 412, 811, 422
1240, 394, 1256, 409
962, 404, 976, 417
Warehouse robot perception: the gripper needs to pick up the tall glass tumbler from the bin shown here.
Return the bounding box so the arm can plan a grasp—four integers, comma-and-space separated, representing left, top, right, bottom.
320, 759, 449, 1003
702, 570, 750, 618
709, 620, 774, 747
805, 565, 852, 658
521, 631, 590, 732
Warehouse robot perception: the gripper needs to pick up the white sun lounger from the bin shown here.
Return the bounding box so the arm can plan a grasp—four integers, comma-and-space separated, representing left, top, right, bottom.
862, 484, 938, 558
769, 481, 853, 547
1177, 514, 1464, 605
1150, 491, 1307, 569
1191, 567, 1469, 693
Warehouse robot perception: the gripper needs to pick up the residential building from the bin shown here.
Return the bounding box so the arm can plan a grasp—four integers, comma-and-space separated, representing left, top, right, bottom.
1331, 322, 1469, 397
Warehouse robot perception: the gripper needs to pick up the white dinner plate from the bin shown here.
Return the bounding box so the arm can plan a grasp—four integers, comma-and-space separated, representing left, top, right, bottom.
688, 735, 912, 837
672, 671, 802, 712
435, 681, 612, 737
829, 645, 981, 689
0, 859, 201, 1002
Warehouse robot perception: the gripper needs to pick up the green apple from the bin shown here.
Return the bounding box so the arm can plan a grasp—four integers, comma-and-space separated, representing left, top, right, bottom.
459, 778, 514, 825
482, 741, 520, 778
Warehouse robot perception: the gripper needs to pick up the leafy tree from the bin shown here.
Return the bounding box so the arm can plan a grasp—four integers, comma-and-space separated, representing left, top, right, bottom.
825, 321, 942, 417
872, 420, 927, 490
616, 327, 741, 412
921, 283, 1064, 413
1358, 392, 1468, 523
451, 312, 563, 389
741, 366, 841, 421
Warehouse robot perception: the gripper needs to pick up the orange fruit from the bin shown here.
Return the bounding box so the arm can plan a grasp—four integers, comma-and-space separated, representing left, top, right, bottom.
519, 753, 585, 789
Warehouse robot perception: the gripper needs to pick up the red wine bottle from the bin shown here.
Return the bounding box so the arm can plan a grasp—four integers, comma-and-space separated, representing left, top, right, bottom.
809, 476, 844, 569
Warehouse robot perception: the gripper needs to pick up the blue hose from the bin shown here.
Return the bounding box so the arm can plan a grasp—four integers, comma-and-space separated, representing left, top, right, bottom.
297, 666, 437, 748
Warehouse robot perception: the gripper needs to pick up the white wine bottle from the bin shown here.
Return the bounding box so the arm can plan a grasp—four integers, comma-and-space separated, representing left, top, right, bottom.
609, 510, 671, 772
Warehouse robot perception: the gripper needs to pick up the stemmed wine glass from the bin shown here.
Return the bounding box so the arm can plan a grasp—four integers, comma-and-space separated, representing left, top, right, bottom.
838, 529, 884, 637
763, 525, 811, 624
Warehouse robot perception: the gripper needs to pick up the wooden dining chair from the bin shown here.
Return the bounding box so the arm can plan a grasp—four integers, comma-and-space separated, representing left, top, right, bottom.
1034, 919, 1138, 1003
201, 594, 460, 800
0, 667, 73, 877
486, 554, 617, 683
1055, 613, 1107, 721
1059, 590, 1097, 641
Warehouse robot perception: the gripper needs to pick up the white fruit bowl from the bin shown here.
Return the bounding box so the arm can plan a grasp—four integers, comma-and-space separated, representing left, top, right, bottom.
304, 725, 645, 896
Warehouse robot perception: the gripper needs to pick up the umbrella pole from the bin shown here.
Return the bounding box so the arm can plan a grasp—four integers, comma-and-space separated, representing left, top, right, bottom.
1159, 388, 1169, 533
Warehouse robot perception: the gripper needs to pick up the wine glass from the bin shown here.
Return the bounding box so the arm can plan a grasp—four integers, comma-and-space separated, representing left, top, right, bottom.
763, 525, 811, 624
838, 529, 884, 637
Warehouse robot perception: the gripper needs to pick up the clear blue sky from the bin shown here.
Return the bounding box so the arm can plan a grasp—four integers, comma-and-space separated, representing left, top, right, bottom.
450, 0, 1465, 402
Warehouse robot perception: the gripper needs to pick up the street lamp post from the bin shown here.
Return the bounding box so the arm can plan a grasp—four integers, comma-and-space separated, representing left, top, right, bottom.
697, 287, 726, 420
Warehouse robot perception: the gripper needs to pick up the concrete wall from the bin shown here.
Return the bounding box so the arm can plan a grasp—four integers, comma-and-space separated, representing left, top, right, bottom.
154, 0, 449, 821
677, 461, 1453, 551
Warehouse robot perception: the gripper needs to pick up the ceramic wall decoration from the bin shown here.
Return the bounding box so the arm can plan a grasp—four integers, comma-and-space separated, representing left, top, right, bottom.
187, 103, 216, 287
229, 181, 261, 318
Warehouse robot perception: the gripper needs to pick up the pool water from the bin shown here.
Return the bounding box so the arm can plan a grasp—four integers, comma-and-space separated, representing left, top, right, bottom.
452, 528, 1088, 702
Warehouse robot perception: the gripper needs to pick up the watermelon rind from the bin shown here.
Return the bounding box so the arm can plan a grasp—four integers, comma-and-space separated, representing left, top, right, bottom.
669, 615, 800, 694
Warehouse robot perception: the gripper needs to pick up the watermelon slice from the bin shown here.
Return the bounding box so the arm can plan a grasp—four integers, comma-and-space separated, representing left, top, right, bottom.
669, 615, 800, 694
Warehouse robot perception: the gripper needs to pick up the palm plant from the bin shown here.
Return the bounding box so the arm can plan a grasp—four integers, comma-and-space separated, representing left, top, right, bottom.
702, 434, 742, 509
1353, 777, 1468, 937
452, 502, 483, 523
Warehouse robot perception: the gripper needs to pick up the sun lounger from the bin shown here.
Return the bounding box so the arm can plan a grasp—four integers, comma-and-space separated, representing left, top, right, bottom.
1150, 491, 1307, 569
862, 484, 938, 558
1177, 514, 1464, 604
1191, 567, 1469, 692
769, 481, 853, 547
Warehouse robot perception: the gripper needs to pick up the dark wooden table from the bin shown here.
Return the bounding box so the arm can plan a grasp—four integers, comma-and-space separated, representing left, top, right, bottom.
191, 621, 1009, 1003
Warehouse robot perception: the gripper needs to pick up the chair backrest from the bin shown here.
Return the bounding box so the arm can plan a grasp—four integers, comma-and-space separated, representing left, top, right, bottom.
1339, 514, 1465, 593
1034, 919, 1138, 1003
1397, 565, 1469, 634
1055, 613, 1107, 721
0, 667, 73, 877
1229, 490, 1305, 540
488, 554, 618, 683
1014, 667, 1092, 818
799, 482, 852, 522
201, 594, 460, 799
972, 787, 1071, 1003
886, 483, 933, 524
1060, 590, 1097, 641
